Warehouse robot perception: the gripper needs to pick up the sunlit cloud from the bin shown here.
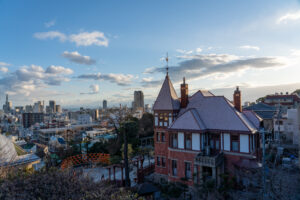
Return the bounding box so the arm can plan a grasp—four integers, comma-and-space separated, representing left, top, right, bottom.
277, 10, 300, 24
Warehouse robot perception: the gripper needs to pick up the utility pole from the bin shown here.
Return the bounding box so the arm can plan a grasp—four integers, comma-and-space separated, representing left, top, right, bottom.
261, 127, 266, 200
123, 122, 131, 187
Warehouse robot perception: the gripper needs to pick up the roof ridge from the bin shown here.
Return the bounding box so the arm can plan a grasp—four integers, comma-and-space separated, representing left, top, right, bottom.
221, 96, 254, 133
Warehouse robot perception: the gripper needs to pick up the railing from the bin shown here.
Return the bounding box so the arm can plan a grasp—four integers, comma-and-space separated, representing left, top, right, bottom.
194, 152, 224, 167
61, 153, 110, 170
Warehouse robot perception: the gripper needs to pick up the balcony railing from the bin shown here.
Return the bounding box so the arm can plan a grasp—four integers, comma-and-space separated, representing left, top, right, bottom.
194, 152, 224, 167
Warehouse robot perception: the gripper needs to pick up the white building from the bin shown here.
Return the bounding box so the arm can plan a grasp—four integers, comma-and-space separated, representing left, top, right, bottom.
77, 114, 93, 125
274, 107, 300, 144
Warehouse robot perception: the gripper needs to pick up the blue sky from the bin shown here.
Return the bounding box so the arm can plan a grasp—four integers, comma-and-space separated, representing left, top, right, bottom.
1, 0, 300, 108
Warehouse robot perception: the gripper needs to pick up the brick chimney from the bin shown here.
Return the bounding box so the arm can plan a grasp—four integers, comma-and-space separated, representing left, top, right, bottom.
180, 77, 188, 108
233, 86, 242, 112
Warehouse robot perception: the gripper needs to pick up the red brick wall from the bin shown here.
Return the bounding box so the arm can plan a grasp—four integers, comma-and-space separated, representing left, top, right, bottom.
154, 127, 169, 175
167, 149, 197, 186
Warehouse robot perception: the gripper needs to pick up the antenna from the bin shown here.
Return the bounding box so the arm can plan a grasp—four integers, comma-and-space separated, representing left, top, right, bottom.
166, 52, 169, 76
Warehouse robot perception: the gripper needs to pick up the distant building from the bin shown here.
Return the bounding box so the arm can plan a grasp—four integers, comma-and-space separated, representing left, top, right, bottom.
3, 94, 12, 113
103, 100, 107, 109
49, 100, 56, 113
145, 104, 150, 113
244, 103, 277, 131
133, 91, 144, 111
263, 92, 300, 113
22, 113, 44, 128
56, 105, 62, 113
25, 105, 33, 113
15, 106, 24, 113
33, 101, 44, 113
77, 114, 92, 125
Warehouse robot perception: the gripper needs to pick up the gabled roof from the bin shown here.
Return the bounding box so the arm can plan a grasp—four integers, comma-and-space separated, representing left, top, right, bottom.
244, 102, 276, 111
153, 76, 180, 111
170, 90, 257, 133
170, 108, 206, 130
242, 110, 262, 129
244, 103, 277, 119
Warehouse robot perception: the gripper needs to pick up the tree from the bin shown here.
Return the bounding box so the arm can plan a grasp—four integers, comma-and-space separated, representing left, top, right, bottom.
0, 168, 136, 200
139, 113, 154, 137
121, 121, 138, 187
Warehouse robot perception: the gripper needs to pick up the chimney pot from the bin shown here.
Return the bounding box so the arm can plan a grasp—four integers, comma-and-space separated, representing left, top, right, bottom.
180, 77, 188, 108
233, 86, 242, 112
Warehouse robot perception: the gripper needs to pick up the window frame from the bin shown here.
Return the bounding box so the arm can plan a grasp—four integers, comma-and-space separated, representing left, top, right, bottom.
231, 135, 239, 152
185, 162, 192, 179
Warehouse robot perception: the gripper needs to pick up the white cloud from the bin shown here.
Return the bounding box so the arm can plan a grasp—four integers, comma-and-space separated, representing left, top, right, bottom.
77, 73, 134, 86
142, 54, 284, 87
196, 48, 202, 53
44, 20, 55, 28
62, 51, 96, 65
277, 10, 300, 24
0, 62, 11, 67
143, 67, 157, 74
176, 49, 193, 54
290, 49, 300, 56
45, 65, 73, 75
33, 31, 67, 42
90, 84, 99, 93
34, 31, 109, 47
69, 31, 108, 47
0, 67, 8, 73
142, 77, 153, 82
240, 45, 260, 51
0, 64, 73, 96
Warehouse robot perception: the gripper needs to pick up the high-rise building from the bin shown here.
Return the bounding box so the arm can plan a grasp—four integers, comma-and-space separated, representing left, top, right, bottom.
49, 100, 56, 113
33, 101, 44, 113
56, 105, 62, 113
25, 105, 33, 113
22, 113, 44, 128
103, 100, 107, 109
133, 91, 144, 110
3, 94, 12, 114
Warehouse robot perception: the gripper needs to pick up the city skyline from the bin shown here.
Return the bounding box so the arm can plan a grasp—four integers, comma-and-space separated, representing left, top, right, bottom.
1, 0, 300, 107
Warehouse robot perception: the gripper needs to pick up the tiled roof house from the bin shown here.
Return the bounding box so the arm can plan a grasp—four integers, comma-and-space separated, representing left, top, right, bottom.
153, 74, 262, 186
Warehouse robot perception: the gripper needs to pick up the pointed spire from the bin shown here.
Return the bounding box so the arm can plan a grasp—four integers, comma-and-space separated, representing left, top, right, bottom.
165, 52, 169, 76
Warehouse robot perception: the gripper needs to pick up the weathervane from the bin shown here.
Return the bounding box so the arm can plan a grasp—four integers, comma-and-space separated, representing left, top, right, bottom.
166, 52, 169, 76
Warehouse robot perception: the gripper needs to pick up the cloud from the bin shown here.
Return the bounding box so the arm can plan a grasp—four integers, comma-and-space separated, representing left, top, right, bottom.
77, 73, 134, 86
62, 51, 96, 65
0, 67, 8, 73
0, 62, 11, 67
290, 49, 300, 56
277, 10, 300, 24
240, 45, 260, 51
80, 84, 99, 95
176, 49, 193, 55
44, 20, 55, 28
0, 64, 73, 96
34, 31, 108, 47
0, 62, 9, 73
33, 31, 67, 42
142, 54, 284, 87
69, 31, 108, 47
45, 65, 73, 74
196, 48, 202, 53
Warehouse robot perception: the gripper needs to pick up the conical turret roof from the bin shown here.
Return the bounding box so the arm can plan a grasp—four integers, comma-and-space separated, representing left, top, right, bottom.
153, 76, 180, 111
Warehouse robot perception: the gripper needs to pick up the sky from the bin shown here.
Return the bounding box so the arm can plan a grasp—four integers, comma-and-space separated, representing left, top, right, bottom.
1, 0, 300, 108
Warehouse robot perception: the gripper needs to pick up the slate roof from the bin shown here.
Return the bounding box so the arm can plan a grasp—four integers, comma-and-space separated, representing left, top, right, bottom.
153, 75, 180, 111
169, 90, 258, 133
242, 110, 263, 129
244, 103, 277, 119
